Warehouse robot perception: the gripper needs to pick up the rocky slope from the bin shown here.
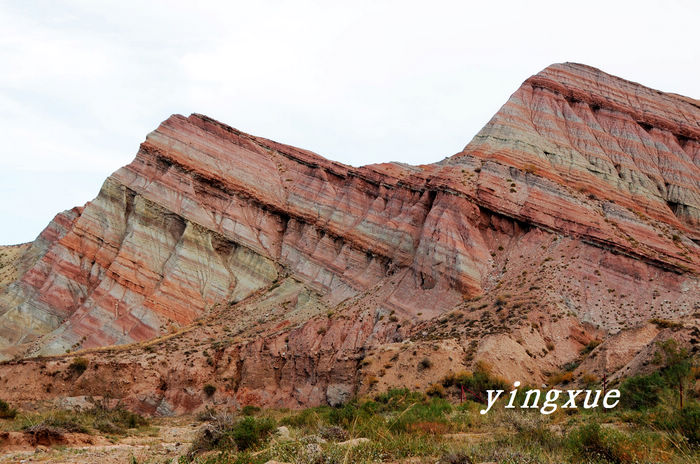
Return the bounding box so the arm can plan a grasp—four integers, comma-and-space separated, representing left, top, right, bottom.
0, 63, 697, 413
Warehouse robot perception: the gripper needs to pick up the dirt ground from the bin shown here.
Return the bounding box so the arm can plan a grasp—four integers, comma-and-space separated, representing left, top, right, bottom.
0, 417, 197, 464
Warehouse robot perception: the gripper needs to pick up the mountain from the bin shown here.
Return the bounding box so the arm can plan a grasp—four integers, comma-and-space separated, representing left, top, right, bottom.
0, 63, 697, 414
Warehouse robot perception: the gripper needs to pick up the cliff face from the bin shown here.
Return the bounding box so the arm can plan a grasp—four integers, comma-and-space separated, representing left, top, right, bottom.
0, 63, 697, 413
449, 63, 699, 238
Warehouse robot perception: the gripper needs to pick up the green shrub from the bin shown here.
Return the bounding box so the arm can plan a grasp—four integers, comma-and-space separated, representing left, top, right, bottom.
580, 340, 601, 355
374, 388, 425, 409
25, 411, 89, 434
676, 403, 700, 445
328, 401, 369, 428
619, 373, 664, 410
418, 358, 433, 370
440, 364, 507, 403
655, 402, 700, 445
91, 405, 147, 430
567, 422, 676, 464
654, 339, 693, 409
389, 397, 452, 433
562, 360, 581, 372
93, 418, 121, 434
517, 423, 560, 451
241, 405, 260, 416
190, 414, 276, 455
649, 318, 682, 329
230, 416, 276, 451
0, 399, 17, 419
279, 406, 328, 429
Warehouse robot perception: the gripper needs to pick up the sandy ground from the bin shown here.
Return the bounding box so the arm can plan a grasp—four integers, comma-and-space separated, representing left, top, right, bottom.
0, 418, 198, 464
0, 421, 502, 464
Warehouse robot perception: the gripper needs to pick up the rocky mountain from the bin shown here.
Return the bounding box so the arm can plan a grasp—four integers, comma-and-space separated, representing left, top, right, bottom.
0, 63, 697, 414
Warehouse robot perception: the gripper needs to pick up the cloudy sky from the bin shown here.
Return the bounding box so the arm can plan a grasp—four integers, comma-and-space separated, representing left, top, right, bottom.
0, 0, 698, 244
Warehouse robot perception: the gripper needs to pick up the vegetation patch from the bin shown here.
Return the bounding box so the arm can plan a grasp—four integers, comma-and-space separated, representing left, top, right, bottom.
68, 357, 89, 376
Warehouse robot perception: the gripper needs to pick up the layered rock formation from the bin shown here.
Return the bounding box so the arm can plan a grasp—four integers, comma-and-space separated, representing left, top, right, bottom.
0, 63, 697, 413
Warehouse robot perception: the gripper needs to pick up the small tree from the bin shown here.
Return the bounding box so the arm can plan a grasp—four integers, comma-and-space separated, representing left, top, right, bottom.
620, 373, 664, 410
654, 339, 692, 409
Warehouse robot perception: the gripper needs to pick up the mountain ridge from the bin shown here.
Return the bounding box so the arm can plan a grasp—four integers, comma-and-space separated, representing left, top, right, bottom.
0, 62, 697, 413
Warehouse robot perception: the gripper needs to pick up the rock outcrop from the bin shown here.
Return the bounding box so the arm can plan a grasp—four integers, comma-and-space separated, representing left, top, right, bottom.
0, 63, 697, 413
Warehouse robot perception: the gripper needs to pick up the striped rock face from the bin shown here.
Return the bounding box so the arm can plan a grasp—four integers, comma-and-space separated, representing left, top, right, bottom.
450, 63, 699, 237
0, 63, 697, 412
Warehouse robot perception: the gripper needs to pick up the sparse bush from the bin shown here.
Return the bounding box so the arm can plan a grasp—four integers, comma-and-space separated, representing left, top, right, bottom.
319, 424, 349, 441
567, 423, 625, 463
83, 403, 148, 435
190, 412, 234, 454
511, 414, 560, 450
426, 383, 446, 398
68, 357, 89, 376
567, 422, 673, 464
241, 405, 260, 416
562, 360, 580, 372
549, 371, 574, 386
581, 372, 599, 387
230, 416, 276, 450
675, 403, 700, 444
580, 340, 601, 355
19, 404, 148, 437
649, 318, 682, 329
279, 407, 324, 429
418, 357, 433, 371
441, 370, 472, 388
24, 423, 69, 442
374, 388, 425, 407
440, 451, 473, 464
190, 413, 276, 455
203, 384, 217, 397
0, 399, 17, 419
24, 411, 89, 434
440, 363, 506, 403
654, 402, 700, 445
196, 406, 218, 422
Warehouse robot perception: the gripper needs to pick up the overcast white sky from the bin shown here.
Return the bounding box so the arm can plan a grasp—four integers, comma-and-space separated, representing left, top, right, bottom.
0, 0, 698, 245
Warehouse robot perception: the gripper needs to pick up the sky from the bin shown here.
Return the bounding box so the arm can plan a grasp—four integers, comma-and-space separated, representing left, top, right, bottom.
0, 0, 698, 245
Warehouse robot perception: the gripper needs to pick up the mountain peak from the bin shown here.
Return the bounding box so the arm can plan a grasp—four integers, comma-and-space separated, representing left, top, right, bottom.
448, 62, 699, 239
